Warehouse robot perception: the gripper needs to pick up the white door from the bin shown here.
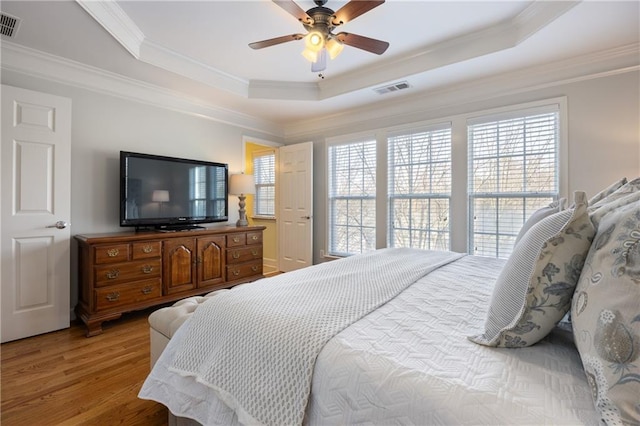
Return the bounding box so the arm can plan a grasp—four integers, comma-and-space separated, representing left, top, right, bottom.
278, 142, 313, 272
1, 85, 72, 343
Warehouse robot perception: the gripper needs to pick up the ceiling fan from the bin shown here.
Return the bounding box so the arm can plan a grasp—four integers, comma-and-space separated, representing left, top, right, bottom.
249, 0, 389, 73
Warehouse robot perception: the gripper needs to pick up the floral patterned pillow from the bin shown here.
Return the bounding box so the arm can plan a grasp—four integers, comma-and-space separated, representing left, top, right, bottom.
588, 177, 627, 205
590, 177, 640, 209
572, 201, 640, 425
470, 191, 595, 347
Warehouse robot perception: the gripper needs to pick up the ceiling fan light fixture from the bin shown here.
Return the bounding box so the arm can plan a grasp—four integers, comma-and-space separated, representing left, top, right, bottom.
301, 47, 319, 63
305, 31, 325, 51
325, 37, 344, 60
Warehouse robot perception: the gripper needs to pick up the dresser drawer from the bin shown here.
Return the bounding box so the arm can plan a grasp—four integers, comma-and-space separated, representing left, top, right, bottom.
227, 233, 247, 247
227, 246, 262, 264
246, 231, 262, 245
94, 244, 130, 264
94, 278, 162, 312
226, 260, 262, 281
94, 259, 161, 287
132, 241, 161, 259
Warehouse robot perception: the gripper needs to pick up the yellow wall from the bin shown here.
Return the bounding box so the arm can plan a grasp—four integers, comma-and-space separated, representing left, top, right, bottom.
244, 141, 278, 274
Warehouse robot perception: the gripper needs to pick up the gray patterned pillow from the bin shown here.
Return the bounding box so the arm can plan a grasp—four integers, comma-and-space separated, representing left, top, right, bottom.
590, 190, 640, 228
588, 177, 627, 205
590, 177, 640, 209
470, 191, 595, 347
572, 201, 640, 425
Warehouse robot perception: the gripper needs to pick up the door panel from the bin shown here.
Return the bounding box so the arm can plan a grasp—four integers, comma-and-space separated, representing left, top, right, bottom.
278, 142, 313, 272
1, 85, 72, 343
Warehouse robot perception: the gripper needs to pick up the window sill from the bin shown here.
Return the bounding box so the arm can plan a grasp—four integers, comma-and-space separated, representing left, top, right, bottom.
251, 215, 276, 221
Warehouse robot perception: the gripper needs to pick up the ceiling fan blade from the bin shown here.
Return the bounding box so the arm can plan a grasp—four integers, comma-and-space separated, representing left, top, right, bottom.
273, 0, 312, 24
335, 32, 389, 55
249, 34, 305, 50
332, 0, 384, 25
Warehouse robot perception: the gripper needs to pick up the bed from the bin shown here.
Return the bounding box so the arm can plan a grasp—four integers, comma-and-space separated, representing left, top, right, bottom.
139, 180, 640, 426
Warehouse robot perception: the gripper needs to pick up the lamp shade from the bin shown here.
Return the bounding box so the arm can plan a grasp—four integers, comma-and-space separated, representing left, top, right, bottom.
152, 190, 170, 202
229, 174, 255, 195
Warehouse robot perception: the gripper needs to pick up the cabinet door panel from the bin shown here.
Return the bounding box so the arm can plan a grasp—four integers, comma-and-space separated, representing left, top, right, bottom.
163, 238, 196, 294
198, 235, 225, 287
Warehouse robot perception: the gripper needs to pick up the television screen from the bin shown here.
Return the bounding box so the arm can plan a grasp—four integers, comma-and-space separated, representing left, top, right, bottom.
120, 151, 228, 230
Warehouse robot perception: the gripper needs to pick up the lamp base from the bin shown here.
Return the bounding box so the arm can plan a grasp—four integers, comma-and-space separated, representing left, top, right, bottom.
236, 195, 248, 227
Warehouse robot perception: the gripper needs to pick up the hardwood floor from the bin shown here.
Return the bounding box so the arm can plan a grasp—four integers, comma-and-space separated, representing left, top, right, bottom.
1, 309, 168, 425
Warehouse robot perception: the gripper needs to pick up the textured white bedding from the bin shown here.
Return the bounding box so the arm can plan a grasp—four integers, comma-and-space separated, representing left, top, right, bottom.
139, 254, 597, 425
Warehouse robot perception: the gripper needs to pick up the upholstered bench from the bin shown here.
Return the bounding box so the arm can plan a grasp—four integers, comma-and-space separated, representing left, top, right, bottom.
148, 289, 230, 367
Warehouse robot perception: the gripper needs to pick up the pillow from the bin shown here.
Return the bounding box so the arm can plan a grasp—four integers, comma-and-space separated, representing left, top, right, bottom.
571, 200, 640, 425
469, 191, 595, 348
590, 190, 640, 228
588, 177, 627, 205
514, 198, 567, 244
590, 177, 640, 209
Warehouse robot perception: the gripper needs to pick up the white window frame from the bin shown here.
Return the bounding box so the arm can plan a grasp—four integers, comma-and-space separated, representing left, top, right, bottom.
252, 149, 276, 218
326, 134, 377, 257
467, 100, 568, 258
323, 97, 567, 259
387, 123, 453, 251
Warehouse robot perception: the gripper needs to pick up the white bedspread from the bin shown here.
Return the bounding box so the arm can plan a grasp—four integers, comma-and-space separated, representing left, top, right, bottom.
139, 253, 598, 425
166, 248, 462, 426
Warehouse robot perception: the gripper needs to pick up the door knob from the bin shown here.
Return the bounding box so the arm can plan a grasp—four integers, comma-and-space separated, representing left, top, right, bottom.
46, 221, 69, 229
300, 216, 311, 219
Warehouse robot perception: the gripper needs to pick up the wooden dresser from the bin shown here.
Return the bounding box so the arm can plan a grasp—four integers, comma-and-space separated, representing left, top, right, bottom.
75, 226, 265, 336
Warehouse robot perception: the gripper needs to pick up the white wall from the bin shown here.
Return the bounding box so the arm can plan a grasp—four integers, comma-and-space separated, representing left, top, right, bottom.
307, 70, 640, 263
2, 68, 638, 307
1, 70, 281, 313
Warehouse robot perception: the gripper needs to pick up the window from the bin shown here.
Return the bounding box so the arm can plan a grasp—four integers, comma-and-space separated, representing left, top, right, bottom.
328, 138, 377, 256
252, 150, 276, 217
388, 125, 452, 250
468, 107, 559, 258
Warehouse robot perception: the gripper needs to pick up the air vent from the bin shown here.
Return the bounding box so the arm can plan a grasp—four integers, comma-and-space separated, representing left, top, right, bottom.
373, 81, 411, 95
1, 13, 21, 38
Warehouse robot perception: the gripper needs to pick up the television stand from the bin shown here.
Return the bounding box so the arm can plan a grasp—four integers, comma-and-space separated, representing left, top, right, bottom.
74, 225, 265, 336
157, 225, 206, 232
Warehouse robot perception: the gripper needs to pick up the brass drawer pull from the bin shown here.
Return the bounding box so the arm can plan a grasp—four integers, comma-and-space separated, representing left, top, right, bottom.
107, 248, 119, 257
251, 249, 258, 256
141, 286, 153, 295
106, 269, 120, 279
232, 236, 240, 243
232, 252, 240, 259
106, 292, 120, 301
232, 270, 240, 276
251, 235, 259, 241
142, 245, 153, 253
251, 265, 258, 272
142, 265, 153, 274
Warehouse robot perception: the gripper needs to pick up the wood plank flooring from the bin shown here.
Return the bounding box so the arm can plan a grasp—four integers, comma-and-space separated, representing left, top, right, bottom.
1, 309, 168, 425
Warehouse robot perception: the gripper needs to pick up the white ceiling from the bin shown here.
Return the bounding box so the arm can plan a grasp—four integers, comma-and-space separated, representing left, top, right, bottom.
1, 0, 638, 134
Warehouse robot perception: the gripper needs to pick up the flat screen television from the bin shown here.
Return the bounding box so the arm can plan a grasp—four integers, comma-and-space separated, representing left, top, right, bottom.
120, 151, 228, 231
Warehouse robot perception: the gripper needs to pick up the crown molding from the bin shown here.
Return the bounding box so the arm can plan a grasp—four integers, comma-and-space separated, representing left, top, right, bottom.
140, 39, 249, 97
315, 0, 579, 100
75, 0, 144, 58
283, 43, 640, 141
0, 41, 283, 137
76, 0, 578, 102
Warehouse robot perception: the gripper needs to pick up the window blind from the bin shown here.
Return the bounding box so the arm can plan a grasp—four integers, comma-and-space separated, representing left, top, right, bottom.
388, 125, 452, 251
328, 138, 377, 256
468, 109, 559, 258
252, 151, 275, 216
